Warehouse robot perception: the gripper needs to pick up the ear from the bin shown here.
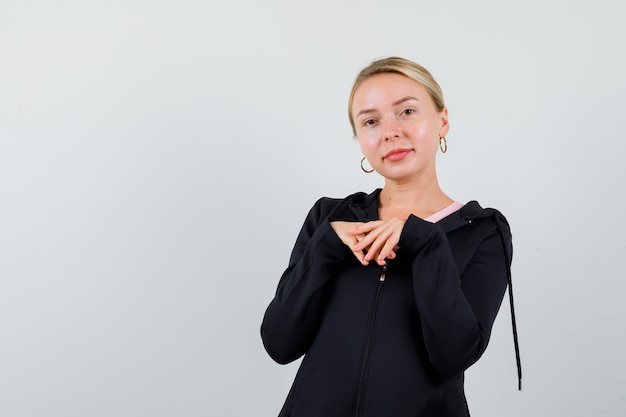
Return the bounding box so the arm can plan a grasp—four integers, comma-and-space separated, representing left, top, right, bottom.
439, 107, 450, 137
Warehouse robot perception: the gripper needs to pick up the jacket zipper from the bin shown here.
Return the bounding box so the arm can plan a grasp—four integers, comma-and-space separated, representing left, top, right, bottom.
354, 264, 387, 417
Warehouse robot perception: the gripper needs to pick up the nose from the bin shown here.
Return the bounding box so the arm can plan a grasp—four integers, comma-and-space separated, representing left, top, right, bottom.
382, 119, 400, 141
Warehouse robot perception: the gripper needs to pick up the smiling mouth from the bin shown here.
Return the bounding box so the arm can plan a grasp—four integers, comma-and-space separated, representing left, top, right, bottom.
384, 149, 412, 161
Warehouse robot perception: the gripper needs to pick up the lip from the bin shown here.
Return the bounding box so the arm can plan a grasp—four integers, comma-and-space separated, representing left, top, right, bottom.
384, 148, 413, 162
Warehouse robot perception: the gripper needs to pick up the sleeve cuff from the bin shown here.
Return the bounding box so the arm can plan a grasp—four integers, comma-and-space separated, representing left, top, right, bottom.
398, 214, 440, 256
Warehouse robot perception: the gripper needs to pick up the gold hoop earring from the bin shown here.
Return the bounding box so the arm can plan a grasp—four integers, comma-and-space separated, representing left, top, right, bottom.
439, 136, 447, 153
360, 157, 374, 173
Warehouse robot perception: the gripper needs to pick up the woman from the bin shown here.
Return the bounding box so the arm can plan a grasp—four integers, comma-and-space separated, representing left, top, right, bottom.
261, 57, 521, 417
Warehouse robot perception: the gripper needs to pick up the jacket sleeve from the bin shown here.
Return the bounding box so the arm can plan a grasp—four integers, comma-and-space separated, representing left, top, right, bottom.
398, 213, 511, 377
260, 198, 349, 364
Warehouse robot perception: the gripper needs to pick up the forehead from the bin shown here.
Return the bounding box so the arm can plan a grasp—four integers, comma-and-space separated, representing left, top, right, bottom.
352, 73, 430, 109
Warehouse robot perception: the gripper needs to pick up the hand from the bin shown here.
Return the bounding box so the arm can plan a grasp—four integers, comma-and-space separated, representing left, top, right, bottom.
330, 221, 368, 265
351, 218, 406, 266
330, 219, 406, 266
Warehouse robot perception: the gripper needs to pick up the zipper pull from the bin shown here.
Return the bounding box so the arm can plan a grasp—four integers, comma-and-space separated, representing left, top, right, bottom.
379, 264, 387, 282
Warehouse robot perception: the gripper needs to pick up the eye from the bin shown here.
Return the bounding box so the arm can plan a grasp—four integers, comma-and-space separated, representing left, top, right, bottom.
363, 118, 377, 127
402, 108, 415, 116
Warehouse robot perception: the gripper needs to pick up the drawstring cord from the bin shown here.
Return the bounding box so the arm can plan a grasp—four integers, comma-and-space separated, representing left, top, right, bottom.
494, 213, 522, 391
508, 262, 522, 390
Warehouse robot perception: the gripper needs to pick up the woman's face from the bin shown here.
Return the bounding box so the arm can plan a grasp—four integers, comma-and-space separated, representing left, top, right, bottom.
351, 73, 449, 182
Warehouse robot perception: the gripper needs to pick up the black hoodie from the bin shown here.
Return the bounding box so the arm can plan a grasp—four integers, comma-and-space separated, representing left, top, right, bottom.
261, 189, 520, 417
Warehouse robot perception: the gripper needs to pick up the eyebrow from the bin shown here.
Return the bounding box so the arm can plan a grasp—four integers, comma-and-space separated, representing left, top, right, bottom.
355, 96, 420, 118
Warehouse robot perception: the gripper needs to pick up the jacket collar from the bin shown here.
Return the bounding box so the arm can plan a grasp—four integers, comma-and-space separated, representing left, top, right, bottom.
346, 188, 492, 232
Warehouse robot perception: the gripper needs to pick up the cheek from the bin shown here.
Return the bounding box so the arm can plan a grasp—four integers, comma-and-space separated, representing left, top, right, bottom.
356, 136, 377, 156
411, 122, 440, 147
412, 122, 434, 139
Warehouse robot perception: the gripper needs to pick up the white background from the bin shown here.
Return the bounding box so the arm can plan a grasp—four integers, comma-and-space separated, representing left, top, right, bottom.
1, 0, 625, 416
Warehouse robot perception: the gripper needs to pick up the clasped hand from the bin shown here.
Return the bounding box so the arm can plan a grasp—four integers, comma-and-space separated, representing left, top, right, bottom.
330, 219, 406, 266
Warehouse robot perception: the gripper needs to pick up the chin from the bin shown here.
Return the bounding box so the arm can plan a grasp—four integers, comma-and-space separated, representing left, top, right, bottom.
382, 167, 426, 182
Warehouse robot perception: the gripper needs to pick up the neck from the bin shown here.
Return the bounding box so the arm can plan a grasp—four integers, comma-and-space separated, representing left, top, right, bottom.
379, 173, 453, 219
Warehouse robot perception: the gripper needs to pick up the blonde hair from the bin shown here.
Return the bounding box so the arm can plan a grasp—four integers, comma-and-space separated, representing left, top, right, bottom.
348, 57, 445, 135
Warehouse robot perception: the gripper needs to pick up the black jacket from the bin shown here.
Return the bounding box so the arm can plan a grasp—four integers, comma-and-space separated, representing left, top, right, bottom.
261, 189, 520, 417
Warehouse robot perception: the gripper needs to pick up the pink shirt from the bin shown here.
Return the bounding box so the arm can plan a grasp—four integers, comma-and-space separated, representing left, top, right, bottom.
423, 201, 464, 223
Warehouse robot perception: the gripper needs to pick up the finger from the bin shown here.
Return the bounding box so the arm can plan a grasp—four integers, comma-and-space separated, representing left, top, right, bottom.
363, 227, 394, 262
352, 249, 368, 266
367, 224, 403, 264
345, 235, 369, 265
345, 236, 368, 265
375, 229, 402, 263
377, 238, 399, 264
353, 223, 388, 252
330, 221, 372, 266
350, 221, 382, 236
